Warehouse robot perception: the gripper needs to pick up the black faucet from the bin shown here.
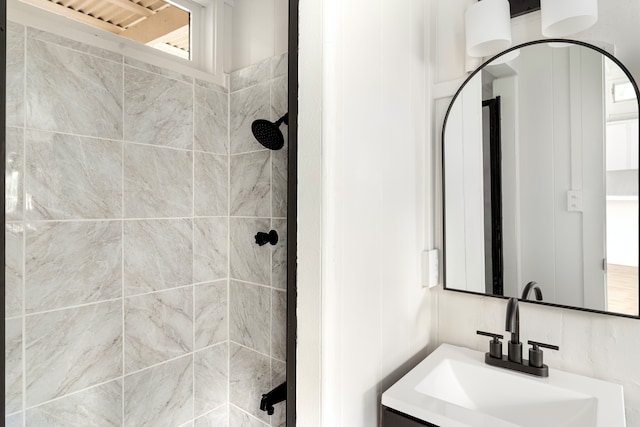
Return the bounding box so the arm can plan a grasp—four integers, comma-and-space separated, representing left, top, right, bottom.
505, 297, 522, 363
260, 381, 287, 415
476, 297, 559, 377
521, 281, 543, 301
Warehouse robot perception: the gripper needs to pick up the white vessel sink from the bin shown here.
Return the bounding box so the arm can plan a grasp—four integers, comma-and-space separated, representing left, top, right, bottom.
382, 343, 625, 427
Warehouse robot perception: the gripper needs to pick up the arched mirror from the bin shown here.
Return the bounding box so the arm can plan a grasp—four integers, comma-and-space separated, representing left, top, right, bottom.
442, 39, 640, 318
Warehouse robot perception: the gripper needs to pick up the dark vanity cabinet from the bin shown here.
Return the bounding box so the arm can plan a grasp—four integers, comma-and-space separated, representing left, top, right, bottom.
382, 407, 439, 427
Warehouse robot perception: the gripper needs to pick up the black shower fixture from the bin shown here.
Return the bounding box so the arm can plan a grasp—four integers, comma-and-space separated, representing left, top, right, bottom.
251, 113, 288, 150
255, 230, 279, 246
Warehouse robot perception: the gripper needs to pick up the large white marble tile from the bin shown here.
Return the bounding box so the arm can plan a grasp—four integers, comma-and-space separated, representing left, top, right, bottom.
25, 301, 122, 406
195, 152, 228, 217
195, 86, 228, 154
229, 218, 271, 285
5, 224, 23, 318
5, 127, 23, 221
271, 359, 286, 427
195, 343, 228, 416
124, 219, 192, 296
229, 405, 268, 427
25, 220, 122, 313
5, 318, 22, 414
194, 217, 228, 284
271, 53, 288, 79
230, 281, 270, 355
125, 287, 193, 372
230, 83, 270, 154
25, 130, 122, 220
229, 344, 271, 423
26, 38, 123, 139
124, 355, 193, 427
124, 66, 193, 149
25, 379, 122, 426
7, 22, 25, 127
4, 412, 24, 427
271, 289, 287, 362
124, 143, 193, 218
28, 27, 123, 63
271, 219, 287, 290
272, 147, 288, 219
230, 151, 271, 217
195, 281, 228, 349
5, 412, 23, 427
230, 58, 271, 92
194, 405, 228, 427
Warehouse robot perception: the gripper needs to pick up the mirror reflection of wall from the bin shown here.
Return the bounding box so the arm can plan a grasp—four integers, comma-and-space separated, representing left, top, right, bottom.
604, 58, 639, 315
444, 41, 639, 318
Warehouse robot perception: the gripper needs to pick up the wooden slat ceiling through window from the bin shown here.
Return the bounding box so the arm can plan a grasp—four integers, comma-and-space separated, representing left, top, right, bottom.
22, 0, 190, 54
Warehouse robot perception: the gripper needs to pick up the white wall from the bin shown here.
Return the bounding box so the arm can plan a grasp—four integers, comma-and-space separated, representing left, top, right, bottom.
298, 0, 433, 425
434, 1, 640, 424
299, 0, 640, 425
227, 0, 288, 72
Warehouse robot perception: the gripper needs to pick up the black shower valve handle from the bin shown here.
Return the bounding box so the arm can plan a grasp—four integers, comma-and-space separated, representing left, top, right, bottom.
255, 230, 279, 246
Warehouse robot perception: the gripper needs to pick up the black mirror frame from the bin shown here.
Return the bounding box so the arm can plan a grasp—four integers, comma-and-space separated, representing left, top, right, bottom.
441, 38, 640, 320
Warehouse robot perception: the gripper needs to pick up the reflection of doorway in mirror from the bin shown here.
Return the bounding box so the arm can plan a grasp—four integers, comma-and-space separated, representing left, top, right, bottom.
604, 57, 639, 316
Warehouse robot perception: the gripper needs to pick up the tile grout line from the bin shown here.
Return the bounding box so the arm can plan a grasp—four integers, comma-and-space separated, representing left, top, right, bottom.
123, 61, 193, 86
17, 214, 275, 224
269, 74, 275, 427
192, 402, 227, 423
121, 53, 126, 425
22, 377, 123, 413
192, 75, 196, 424
21, 280, 242, 319
17, 123, 228, 156
27, 33, 123, 65
226, 78, 232, 420
21, 24, 28, 427
229, 402, 270, 427
20, 216, 231, 224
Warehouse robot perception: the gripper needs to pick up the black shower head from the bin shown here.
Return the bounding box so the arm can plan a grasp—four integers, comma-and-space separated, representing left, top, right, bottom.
251, 113, 288, 150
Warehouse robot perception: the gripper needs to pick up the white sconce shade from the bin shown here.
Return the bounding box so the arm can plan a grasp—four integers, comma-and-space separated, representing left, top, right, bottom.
541, 0, 598, 37
465, 0, 512, 58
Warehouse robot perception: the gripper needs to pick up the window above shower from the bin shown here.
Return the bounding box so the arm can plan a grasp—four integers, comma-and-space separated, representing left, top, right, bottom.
20, 0, 193, 59
7, 0, 229, 86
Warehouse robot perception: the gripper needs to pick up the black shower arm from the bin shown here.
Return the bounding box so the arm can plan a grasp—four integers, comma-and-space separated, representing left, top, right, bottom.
275, 112, 289, 127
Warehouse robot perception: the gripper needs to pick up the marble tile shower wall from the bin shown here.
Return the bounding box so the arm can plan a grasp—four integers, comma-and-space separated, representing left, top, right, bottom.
4, 22, 287, 427
227, 53, 288, 427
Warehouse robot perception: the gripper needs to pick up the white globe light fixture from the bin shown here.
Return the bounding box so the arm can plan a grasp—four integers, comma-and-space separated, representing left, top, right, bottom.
465, 0, 513, 58
541, 0, 598, 37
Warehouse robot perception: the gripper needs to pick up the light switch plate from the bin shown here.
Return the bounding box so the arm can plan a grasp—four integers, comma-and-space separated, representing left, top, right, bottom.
422, 249, 439, 288
567, 190, 583, 212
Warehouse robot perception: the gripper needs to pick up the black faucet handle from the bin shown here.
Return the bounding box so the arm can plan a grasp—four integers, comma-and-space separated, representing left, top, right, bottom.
527, 340, 559, 351
477, 330, 504, 340
477, 330, 504, 359
527, 340, 559, 368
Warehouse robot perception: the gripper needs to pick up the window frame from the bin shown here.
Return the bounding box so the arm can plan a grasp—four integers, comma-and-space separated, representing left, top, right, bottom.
7, 0, 227, 85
